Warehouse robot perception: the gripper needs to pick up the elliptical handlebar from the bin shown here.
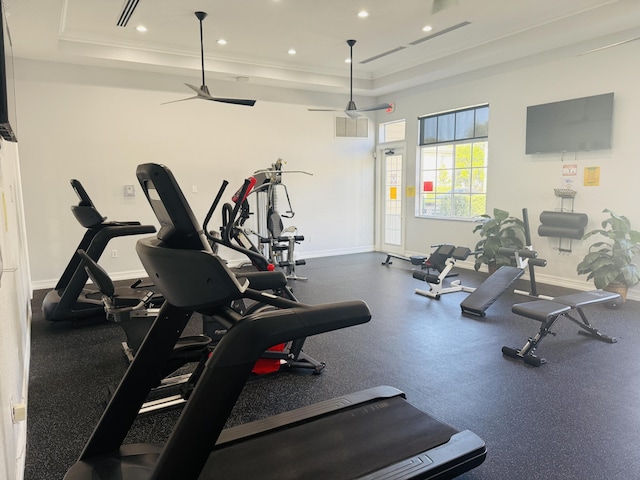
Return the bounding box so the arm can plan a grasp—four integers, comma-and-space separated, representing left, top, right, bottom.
203, 178, 275, 272
203, 180, 229, 237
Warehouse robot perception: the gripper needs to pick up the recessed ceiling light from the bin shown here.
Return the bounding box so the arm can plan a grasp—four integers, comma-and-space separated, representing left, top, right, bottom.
217, 39, 227, 45
136, 25, 147, 33
358, 10, 369, 18
288, 49, 297, 55
345, 58, 352, 63
422, 25, 433, 32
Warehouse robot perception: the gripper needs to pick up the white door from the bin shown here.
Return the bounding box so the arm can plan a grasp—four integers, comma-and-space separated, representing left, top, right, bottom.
378, 147, 404, 254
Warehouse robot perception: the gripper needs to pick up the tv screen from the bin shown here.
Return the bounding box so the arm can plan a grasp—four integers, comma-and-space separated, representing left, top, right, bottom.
0, 3, 17, 142
525, 92, 613, 154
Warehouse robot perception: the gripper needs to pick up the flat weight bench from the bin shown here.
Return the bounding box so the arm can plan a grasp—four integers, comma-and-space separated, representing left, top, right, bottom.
502, 290, 619, 366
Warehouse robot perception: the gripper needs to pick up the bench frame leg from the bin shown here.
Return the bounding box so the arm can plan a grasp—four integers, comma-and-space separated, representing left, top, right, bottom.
503, 307, 617, 366
566, 308, 617, 344
502, 315, 560, 366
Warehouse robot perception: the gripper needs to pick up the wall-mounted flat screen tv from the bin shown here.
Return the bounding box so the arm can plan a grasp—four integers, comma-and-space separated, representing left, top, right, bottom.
525, 92, 613, 154
0, 3, 17, 142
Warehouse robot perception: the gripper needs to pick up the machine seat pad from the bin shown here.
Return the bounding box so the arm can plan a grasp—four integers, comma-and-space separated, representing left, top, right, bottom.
451, 247, 472, 261
552, 290, 620, 308
410, 255, 426, 265
240, 271, 288, 291
512, 300, 571, 322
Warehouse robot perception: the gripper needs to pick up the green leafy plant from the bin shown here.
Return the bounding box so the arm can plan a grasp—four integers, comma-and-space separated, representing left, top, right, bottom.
577, 209, 640, 289
472, 208, 525, 271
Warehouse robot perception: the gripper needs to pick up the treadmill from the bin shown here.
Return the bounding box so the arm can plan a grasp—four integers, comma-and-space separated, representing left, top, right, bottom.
43, 179, 157, 322
64, 163, 486, 480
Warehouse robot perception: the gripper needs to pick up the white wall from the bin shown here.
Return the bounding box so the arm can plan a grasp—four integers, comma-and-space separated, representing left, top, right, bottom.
14, 59, 376, 287
381, 39, 640, 300
0, 139, 31, 480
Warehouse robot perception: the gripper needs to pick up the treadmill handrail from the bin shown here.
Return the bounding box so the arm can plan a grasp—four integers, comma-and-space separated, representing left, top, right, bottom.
150, 300, 372, 479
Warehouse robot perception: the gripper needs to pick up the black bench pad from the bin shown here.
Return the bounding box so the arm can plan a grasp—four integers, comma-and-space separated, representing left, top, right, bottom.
553, 290, 620, 308
512, 300, 571, 322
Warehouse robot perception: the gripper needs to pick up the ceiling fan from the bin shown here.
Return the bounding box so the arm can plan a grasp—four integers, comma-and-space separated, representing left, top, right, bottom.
308, 39, 391, 118
163, 11, 256, 107
432, 0, 459, 14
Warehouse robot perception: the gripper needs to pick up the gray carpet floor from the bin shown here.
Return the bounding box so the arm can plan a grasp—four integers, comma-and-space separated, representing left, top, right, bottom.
25, 252, 640, 479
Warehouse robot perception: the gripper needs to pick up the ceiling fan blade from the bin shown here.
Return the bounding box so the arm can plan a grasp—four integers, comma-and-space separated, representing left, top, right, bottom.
344, 110, 361, 119
307, 108, 340, 112
160, 96, 199, 105
432, 0, 459, 14
357, 103, 393, 112
208, 98, 256, 106
184, 84, 255, 106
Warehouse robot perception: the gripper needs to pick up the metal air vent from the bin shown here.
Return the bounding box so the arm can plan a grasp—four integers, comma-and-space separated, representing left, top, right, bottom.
410, 21, 471, 45
336, 117, 368, 138
360, 47, 407, 65
117, 0, 141, 27
358, 21, 472, 65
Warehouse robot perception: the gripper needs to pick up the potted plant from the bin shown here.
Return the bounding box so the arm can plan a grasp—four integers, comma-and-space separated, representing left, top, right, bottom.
472, 208, 526, 273
577, 209, 640, 302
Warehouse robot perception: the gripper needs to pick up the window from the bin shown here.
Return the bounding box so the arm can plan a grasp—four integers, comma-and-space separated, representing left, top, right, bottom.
379, 119, 405, 143
418, 104, 488, 219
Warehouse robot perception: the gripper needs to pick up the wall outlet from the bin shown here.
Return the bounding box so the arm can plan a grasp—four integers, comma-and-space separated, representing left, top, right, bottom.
12, 403, 26, 423
111, 250, 118, 258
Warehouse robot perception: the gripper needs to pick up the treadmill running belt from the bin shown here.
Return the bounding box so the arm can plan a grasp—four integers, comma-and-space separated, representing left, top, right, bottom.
203, 396, 459, 479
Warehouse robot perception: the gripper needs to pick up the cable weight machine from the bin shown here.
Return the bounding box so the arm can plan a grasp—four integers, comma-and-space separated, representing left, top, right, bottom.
246, 159, 312, 280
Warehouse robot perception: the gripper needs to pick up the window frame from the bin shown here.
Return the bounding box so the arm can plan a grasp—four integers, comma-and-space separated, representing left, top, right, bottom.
417, 104, 489, 220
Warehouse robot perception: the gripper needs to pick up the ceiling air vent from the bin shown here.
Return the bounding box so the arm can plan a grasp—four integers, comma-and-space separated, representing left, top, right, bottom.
117, 0, 141, 27
360, 46, 406, 65
358, 21, 471, 65
410, 21, 471, 45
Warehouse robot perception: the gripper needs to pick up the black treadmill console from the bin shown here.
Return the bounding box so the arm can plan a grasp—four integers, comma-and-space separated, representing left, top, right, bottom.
135, 163, 249, 308
70, 179, 107, 228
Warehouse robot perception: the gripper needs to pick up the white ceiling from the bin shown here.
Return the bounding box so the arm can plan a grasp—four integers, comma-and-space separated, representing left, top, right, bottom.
4, 0, 640, 97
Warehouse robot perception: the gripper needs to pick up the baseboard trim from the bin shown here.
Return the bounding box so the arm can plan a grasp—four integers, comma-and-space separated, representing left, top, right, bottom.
34, 249, 639, 302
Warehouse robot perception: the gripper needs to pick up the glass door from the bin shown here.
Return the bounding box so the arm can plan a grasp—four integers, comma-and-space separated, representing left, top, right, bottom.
379, 147, 404, 254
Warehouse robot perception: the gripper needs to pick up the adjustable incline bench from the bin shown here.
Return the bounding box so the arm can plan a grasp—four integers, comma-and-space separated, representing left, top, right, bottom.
502, 290, 619, 366
460, 247, 547, 317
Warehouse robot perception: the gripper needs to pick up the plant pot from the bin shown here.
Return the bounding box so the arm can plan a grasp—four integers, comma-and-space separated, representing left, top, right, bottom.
603, 282, 627, 308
